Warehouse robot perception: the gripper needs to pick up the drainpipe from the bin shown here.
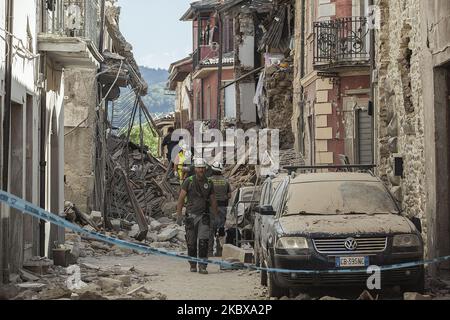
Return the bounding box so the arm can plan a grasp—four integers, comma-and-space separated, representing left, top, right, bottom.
217, 12, 223, 128
39, 3, 47, 258
1, 0, 14, 284
368, 0, 376, 165
299, 0, 306, 156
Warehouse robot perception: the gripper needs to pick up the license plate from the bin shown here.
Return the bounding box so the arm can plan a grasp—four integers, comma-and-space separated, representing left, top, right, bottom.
336, 256, 369, 268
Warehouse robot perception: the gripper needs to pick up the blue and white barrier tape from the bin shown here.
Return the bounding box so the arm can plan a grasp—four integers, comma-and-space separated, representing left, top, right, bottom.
1, 190, 450, 275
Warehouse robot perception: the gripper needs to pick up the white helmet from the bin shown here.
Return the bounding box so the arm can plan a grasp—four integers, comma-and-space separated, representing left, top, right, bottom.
194, 158, 207, 168
211, 161, 224, 173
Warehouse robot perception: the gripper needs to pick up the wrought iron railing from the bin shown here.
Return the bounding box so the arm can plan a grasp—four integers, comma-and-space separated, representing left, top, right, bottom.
42, 0, 100, 47
314, 17, 371, 67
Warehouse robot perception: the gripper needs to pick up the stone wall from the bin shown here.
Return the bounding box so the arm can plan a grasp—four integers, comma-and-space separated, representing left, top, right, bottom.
375, 0, 426, 225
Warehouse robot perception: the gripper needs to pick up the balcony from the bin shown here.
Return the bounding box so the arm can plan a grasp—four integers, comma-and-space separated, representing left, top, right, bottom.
192, 47, 234, 79
38, 0, 103, 69
313, 17, 371, 71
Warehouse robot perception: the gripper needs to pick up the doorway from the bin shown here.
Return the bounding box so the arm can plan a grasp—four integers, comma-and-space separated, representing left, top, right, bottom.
10, 102, 24, 273
434, 64, 450, 273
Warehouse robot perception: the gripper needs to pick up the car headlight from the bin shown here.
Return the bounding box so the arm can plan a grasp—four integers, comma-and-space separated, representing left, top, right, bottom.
276, 237, 309, 250
393, 234, 421, 247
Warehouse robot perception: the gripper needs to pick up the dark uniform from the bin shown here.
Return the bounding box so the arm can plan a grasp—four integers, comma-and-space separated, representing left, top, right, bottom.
208, 174, 231, 256
181, 175, 215, 270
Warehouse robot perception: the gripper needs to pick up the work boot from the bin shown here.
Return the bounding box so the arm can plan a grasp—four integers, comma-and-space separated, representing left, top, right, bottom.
198, 266, 208, 275
189, 263, 197, 273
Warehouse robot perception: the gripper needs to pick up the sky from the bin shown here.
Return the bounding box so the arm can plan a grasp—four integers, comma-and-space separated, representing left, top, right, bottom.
117, 0, 193, 70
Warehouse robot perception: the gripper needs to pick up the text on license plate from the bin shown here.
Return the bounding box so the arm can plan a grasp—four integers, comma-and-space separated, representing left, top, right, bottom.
336, 256, 369, 268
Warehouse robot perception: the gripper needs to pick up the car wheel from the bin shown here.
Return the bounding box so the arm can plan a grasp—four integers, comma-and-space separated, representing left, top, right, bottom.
268, 271, 288, 298
260, 258, 268, 287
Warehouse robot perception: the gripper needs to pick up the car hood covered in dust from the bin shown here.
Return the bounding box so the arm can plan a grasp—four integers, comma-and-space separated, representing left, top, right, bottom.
279, 214, 415, 237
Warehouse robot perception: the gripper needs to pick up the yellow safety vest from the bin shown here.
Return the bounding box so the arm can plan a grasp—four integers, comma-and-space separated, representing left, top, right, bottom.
177, 152, 186, 184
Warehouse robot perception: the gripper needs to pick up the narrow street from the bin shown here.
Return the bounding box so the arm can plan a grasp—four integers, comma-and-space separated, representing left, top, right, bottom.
1, 0, 450, 306
80, 255, 264, 300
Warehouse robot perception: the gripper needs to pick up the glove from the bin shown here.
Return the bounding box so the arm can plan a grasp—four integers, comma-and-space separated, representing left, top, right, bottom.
176, 216, 184, 226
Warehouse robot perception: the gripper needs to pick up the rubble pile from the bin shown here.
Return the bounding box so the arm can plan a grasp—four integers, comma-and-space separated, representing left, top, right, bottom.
107, 135, 174, 221
264, 56, 295, 150
3, 259, 166, 300
64, 201, 186, 258
225, 165, 257, 190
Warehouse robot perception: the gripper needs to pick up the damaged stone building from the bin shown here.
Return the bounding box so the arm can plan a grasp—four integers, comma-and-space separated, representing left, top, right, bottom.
374, 0, 450, 276
171, 0, 297, 145
293, 0, 373, 166
0, 0, 147, 284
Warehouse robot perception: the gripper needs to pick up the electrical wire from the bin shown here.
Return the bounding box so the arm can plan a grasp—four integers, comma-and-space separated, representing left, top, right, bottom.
66, 60, 124, 137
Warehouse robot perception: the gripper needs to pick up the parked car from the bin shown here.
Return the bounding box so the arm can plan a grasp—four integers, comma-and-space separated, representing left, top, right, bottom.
254, 174, 287, 267
256, 172, 425, 297
225, 186, 261, 247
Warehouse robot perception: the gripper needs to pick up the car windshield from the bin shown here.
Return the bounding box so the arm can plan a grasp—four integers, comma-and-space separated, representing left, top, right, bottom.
283, 181, 399, 216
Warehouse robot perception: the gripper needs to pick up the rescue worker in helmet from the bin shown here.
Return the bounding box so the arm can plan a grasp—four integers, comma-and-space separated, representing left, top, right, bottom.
208, 161, 232, 257
176, 158, 219, 274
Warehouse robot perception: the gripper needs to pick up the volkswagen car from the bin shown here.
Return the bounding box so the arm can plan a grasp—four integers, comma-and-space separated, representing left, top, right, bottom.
256, 172, 425, 297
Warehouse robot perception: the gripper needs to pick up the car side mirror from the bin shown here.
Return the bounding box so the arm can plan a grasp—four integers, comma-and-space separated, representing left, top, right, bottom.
410, 217, 422, 233
255, 205, 275, 216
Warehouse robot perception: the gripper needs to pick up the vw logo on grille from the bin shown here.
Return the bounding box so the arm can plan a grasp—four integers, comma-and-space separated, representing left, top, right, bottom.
344, 238, 358, 251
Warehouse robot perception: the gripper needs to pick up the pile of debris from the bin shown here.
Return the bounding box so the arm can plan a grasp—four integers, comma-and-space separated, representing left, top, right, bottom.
226, 165, 257, 190
264, 56, 295, 150
1, 257, 166, 300
64, 200, 187, 257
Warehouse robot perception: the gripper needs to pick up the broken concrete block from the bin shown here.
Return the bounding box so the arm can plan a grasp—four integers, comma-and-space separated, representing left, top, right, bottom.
150, 220, 162, 231
404, 292, 432, 300
19, 269, 40, 282
320, 296, 343, 300
176, 231, 186, 242
295, 293, 312, 300
17, 283, 47, 291
157, 228, 179, 242
146, 232, 158, 242
117, 275, 132, 287
150, 242, 172, 249
90, 211, 103, 224
117, 231, 128, 240
158, 217, 172, 224
128, 224, 141, 238
83, 225, 97, 233
222, 244, 254, 264
90, 241, 111, 251
112, 245, 134, 256
80, 263, 101, 271
98, 278, 123, 293
111, 219, 121, 232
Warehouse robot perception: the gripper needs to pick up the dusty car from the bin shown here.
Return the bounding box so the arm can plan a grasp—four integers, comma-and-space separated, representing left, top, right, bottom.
225, 186, 261, 246
256, 172, 425, 297
254, 174, 287, 267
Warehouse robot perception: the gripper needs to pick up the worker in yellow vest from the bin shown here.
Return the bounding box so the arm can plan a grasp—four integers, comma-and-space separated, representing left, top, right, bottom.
173, 140, 191, 185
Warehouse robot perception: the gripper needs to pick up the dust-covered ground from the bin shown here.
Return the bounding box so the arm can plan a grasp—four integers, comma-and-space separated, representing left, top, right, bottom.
80, 254, 266, 300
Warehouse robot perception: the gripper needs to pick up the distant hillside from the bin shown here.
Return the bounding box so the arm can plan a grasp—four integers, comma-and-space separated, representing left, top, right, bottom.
113, 67, 174, 126
140, 67, 175, 116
